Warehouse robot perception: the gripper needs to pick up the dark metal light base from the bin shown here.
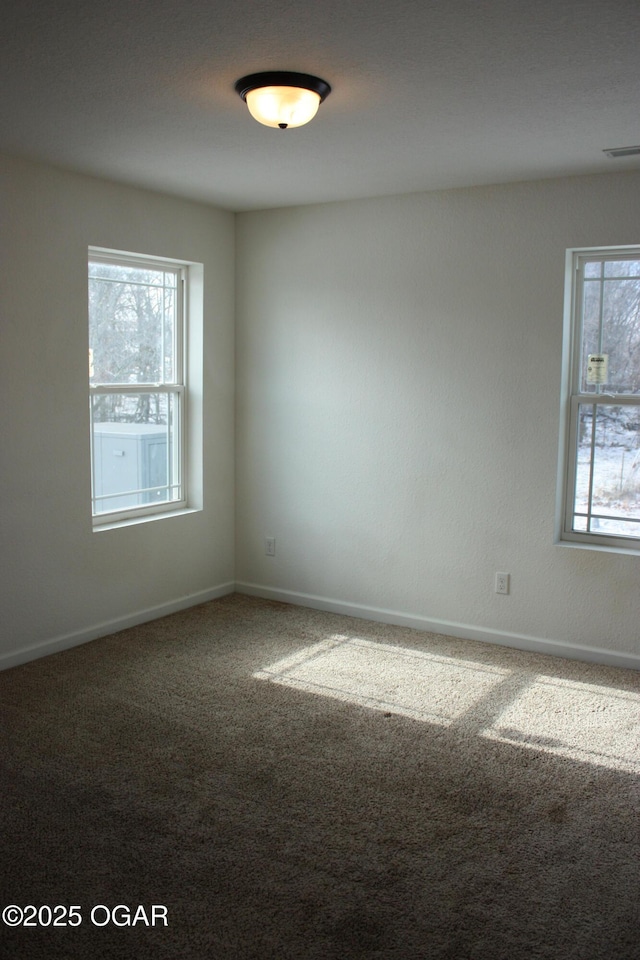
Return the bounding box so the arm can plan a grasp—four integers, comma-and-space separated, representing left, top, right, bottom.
235, 72, 331, 104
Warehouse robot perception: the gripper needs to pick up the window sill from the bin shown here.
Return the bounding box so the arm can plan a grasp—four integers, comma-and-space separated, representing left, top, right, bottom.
555, 537, 640, 557
93, 506, 201, 532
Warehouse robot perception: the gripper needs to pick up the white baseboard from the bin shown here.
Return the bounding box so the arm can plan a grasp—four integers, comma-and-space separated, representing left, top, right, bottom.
0, 582, 235, 672
236, 581, 640, 672
6, 581, 639, 674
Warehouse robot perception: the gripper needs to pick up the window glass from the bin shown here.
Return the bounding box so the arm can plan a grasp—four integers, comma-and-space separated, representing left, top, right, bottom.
88, 252, 185, 523
560, 248, 640, 550
572, 403, 640, 538
89, 262, 177, 385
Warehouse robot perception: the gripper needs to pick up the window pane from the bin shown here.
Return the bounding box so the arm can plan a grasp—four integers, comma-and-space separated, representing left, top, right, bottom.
584, 261, 602, 279
163, 286, 175, 382
580, 280, 602, 392
572, 404, 640, 538
89, 262, 177, 385
91, 392, 181, 515
603, 260, 640, 278
88, 263, 171, 286
601, 278, 640, 393
579, 261, 640, 395
573, 404, 594, 523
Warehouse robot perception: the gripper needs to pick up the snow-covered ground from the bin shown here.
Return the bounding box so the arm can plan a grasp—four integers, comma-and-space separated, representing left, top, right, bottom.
573, 409, 640, 536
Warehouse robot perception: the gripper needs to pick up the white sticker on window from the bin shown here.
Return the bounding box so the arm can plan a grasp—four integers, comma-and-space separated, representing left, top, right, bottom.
587, 354, 608, 384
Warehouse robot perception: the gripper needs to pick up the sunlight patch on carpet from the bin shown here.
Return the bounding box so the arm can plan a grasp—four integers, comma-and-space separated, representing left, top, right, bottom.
483, 675, 640, 773
255, 635, 640, 773
254, 635, 509, 725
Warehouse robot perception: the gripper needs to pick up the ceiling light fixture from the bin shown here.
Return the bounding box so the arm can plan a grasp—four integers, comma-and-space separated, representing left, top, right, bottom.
235, 71, 331, 129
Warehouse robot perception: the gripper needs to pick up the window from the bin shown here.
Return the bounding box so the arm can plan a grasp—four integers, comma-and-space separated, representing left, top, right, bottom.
559, 247, 640, 550
88, 249, 192, 525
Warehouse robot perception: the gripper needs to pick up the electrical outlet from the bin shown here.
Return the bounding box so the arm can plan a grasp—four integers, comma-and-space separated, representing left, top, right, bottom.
495, 572, 510, 595
265, 537, 276, 557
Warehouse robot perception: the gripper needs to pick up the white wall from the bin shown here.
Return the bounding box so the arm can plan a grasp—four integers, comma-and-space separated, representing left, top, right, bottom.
3, 157, 639, 671
0, 154, 235, 667
236, 172, 640, 667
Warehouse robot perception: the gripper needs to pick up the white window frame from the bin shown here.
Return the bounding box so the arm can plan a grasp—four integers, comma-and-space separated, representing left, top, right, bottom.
89, 247, 201, 528
557, 245, 640, 553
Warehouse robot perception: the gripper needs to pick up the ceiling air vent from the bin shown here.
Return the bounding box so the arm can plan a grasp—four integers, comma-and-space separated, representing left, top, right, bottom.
603, 145, 640, 158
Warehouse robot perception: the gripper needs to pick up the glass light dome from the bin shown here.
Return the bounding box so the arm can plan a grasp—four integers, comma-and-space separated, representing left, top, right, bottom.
235, 72, 331, 130
245, 86, 321, 129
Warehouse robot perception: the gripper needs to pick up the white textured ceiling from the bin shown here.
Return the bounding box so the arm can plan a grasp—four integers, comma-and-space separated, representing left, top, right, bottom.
2, 0, 640, 211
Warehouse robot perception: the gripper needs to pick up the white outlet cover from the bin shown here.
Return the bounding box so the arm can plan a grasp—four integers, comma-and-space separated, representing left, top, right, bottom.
495, 572, 510, 594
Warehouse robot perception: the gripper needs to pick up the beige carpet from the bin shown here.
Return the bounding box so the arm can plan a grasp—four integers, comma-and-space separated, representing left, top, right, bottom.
1, 593, 639, 959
